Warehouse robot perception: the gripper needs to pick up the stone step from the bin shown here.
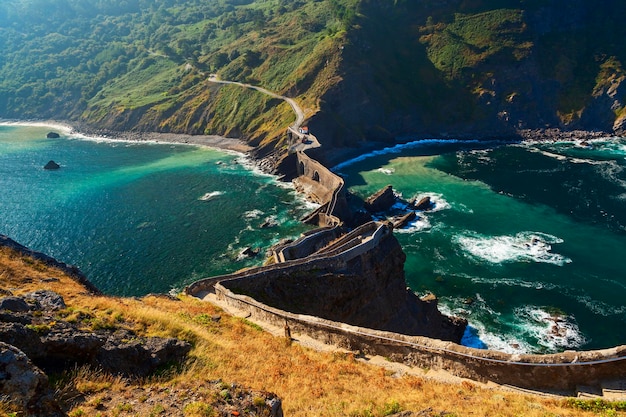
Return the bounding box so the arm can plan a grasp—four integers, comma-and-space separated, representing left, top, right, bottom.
602, 380, 626, 400
576, 385, 603, 399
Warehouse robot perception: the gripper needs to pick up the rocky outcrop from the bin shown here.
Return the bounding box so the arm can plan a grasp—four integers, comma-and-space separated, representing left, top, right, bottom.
43, 160, 60, 170
0, 342, 63, 416
218, 222, 467, 343
46, 132, 60, 138
411, 196, 433, 211
365, 185, 396, 213
0, 234, 101, 294
0, 291, 192, 377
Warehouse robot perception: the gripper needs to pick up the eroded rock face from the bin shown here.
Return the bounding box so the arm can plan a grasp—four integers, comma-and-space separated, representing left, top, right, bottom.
0, 291, 192, 377
365, 185, 396, 212
0, 342, 63, 416
225, 223, 467, 343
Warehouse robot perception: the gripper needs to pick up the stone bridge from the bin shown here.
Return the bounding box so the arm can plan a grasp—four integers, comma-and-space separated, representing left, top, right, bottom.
292, 151, 349, 227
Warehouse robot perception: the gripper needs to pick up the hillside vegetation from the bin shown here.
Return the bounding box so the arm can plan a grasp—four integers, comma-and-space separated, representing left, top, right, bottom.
3, 243, 625, 416
1, 0, 626, 153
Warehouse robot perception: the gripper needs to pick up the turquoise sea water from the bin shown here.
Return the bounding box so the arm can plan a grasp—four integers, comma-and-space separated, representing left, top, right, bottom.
335, 138, 626, 354
0, 125, 312, 295
4, 124, 626, 354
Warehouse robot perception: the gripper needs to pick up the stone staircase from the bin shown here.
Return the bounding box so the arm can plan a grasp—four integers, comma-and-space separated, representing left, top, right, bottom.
577, 381, 626, 400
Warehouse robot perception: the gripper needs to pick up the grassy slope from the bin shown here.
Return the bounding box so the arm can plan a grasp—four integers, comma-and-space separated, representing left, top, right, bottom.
2, 0, 626, 150
2, 246, 623, 417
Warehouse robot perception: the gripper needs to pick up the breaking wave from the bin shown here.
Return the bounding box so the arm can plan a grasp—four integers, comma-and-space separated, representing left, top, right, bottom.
454, 231, 571, 266
332, 138, 480, 172
198, 191, 223, 201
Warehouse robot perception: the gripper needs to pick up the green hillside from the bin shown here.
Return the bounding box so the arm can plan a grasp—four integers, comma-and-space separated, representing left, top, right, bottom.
1, 0, 625, 154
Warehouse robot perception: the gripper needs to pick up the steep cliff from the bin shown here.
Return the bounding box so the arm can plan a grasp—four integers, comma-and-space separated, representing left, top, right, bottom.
222, 224, 467, 343
310, 0, 626, 151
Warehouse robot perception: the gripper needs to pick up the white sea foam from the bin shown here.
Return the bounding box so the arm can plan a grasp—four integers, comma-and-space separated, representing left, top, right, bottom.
446, 296, 588, 353
455, 231, 571, 266
574, 295, 626, 317
514, 306, 587, 351
198, 191, 223, 201
468, 275, 557, 291
244, 209, 264, 219
331, 138, 480, 172
377, 167, 395, 175
411, 192, 451, 213
438, 302, 531, 353
0, 120, 74, 135
394, 215, 431, 233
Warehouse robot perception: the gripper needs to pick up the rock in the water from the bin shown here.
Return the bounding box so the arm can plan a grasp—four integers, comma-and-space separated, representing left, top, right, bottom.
392, 211, 416, 229
260, 217, 278, 228
43, 160, 60, 170
411, 196, 433, 211
46, 132, 60, 138
240, 247, 260, 257
365, 185, 396, 212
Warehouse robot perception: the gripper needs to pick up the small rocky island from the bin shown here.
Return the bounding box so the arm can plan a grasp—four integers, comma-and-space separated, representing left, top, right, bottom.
43, 160, 60, 170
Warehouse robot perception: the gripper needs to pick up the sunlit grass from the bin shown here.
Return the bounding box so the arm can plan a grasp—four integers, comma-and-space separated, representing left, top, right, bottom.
0, 246, 620, 416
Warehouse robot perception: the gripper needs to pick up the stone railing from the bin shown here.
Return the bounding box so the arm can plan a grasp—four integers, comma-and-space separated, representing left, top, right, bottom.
209, 281, 626, 392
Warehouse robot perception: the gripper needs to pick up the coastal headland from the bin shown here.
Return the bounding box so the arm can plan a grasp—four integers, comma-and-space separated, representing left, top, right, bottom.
2, 118, 626, 416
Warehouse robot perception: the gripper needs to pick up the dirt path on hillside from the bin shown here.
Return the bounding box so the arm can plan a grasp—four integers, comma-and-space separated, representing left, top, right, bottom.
207, 74, 305, 129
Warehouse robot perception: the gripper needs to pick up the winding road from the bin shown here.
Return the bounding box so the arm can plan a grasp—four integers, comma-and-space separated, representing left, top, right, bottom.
207, 74, 319, 151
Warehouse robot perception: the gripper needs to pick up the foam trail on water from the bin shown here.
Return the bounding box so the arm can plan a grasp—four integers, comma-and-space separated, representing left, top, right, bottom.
332, 138, 481, 172
514, 306, 587, 351
377, 167, 395, 175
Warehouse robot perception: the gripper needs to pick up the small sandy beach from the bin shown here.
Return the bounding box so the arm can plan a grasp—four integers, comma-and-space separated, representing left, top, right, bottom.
0, 119, 254, 154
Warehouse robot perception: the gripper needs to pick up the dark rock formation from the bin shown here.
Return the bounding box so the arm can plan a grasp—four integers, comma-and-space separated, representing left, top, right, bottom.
224, 223, 467, 343
0, 234, 101, 294
46, 132, 60, 138
0, 342, 63, 416
23, 290, 66, 311
43, 160, 60, 170
365, 185, 396, 212
0, 296, 30, 312
392, 211, 416, 229
0, 291, 192, 378
411, 196, 433, 211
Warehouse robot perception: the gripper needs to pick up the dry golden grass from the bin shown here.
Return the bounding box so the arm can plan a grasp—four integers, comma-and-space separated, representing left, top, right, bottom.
1, 246, 622, 416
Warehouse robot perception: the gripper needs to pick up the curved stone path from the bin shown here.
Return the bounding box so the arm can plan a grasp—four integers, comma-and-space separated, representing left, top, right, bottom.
207, 74, 320, 151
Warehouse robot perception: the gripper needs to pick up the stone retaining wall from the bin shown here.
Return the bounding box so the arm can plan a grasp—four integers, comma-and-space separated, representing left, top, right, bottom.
211, 282, 626, 392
